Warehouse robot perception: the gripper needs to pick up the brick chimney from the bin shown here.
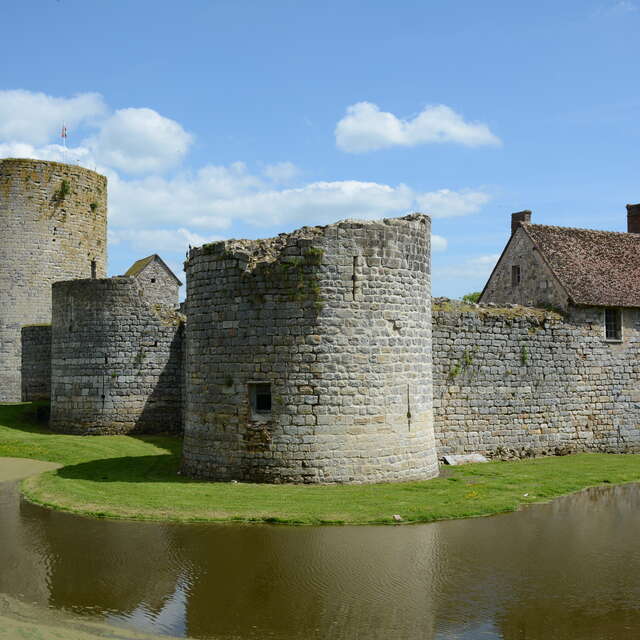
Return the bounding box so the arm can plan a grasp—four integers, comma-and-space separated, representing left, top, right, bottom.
511, 210, 532, 235
627, 204, 640, 233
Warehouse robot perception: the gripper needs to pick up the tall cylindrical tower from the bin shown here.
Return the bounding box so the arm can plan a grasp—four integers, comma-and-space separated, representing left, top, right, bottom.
50, 278, 184, 435
0, 158, 107, 401
182, 214, 438, 484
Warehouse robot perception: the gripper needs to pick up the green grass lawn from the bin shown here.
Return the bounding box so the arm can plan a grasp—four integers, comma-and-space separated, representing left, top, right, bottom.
2, 402, 640, 525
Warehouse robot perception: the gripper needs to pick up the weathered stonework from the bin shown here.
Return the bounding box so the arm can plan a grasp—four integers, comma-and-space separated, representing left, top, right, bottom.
433, 300, 640, 458
481, 226, 568, 309
8, 154, 640, 481
0, 158, 107, 401
21, 324, 52, 401
182, 214, 438, 484
50, 278, 183, 435
125, 254, 181, 307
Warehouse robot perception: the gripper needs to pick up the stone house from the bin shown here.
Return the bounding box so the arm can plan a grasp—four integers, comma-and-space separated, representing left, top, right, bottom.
124, 254, 182, 308
480, 206, 640, 341
430, 206, 640, 460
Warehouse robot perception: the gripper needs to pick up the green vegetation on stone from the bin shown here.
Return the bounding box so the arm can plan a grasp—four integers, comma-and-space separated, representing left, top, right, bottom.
2, 403, 640, 525
53, 179, 71, 202
462, 291, 482, 303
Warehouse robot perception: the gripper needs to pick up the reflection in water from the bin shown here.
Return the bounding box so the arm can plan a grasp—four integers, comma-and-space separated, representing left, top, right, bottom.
1, 479, 640, 639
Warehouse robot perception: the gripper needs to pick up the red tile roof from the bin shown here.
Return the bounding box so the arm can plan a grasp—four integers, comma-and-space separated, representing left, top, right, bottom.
522, 223, 640, 307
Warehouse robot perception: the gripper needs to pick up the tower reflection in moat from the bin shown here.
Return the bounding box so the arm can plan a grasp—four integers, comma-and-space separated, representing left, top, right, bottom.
3, 480, 640, 639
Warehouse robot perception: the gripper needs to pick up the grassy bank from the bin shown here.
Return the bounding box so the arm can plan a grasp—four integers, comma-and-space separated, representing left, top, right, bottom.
2, 403, 640, 525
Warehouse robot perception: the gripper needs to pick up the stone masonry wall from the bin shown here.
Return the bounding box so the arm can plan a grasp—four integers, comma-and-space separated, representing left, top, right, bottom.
433, 301, 640, 458
21, 325, 52, 402
182, 214, 438, 484
133, 259, 180, 308
480, 226, 568, 309
50, 278, 183, 435
0, 159, 107, 401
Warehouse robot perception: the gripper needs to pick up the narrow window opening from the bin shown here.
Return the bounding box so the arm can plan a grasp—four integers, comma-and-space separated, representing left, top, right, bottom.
605, 308, 622, 341
91, 259, 97, 279
511, 265, 521, 287
249, 383, 272, 416
104, 354, 108, 364
352, 256, 358, 300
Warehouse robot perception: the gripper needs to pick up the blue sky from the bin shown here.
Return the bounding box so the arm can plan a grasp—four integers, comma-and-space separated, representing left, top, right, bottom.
2, 0, 640, 297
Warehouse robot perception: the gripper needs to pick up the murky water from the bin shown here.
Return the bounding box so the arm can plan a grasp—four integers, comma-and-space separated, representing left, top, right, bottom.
2, 463, 640, 639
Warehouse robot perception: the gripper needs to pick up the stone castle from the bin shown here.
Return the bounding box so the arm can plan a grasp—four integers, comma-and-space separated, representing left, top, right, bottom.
2, 158, 639, 484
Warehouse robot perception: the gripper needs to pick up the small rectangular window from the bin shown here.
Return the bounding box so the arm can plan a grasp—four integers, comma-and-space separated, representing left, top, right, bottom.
605, 308, 622, 341
249, 383, 272, 415
511, 265, 521, 287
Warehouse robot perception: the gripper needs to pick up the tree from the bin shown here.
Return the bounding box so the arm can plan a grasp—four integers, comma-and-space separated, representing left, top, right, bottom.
462, 291, 481, 303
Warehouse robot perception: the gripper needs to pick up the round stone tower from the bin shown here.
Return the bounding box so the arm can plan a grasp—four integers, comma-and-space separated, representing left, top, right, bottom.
0, 158, 107, 401
182, 214, 438, 484
50, 278, 184, 435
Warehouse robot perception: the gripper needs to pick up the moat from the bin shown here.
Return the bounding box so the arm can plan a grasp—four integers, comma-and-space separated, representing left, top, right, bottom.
2, 462, 640, 639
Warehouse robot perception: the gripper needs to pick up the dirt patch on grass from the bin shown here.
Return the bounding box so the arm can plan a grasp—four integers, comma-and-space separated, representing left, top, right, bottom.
0, 457, 60, 482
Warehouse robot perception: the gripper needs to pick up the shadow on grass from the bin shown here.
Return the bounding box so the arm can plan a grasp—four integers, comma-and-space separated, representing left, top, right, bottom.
54, 454, 194, 484
0, 402, 182, 458
0, 402, 51, 434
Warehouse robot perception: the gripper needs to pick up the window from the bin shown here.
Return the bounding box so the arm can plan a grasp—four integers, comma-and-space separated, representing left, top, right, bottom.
511, 265, 521, 287
249, 383, 272, 415
605, 308, 622, 341
150, 278, 156, 283
90, 259, 97, 279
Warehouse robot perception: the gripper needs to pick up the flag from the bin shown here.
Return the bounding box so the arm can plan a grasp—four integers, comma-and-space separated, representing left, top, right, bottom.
61, 125, 67, 139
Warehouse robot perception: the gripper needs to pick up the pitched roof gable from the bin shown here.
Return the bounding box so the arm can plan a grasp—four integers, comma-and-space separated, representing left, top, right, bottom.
521, 223, 640, 308
124, 254, 182, 286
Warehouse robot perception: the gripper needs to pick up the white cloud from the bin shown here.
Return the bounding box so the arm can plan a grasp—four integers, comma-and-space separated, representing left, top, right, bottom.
335, 101, 501, 153
431, 234, 448, 252
434, 254, 500, 280
86, 108, 192, 174
109, 227, 223, 254
0, 89, 492, 269
416, 189, 491, 218
0, 136, 490, 231
107, 162, 491, 231
0, 141, 96, 167
0, 91, 191, 175
109, 173, 412, 230
199, 180, 416, 228
0, 90, 107, 146
107, 163, 262, 229
263, 161, 300, 183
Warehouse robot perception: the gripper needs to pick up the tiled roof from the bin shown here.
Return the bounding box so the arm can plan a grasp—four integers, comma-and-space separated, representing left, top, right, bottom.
522, 223, 640, 308
124, 255, 155, 277
124, 254, 182, 285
